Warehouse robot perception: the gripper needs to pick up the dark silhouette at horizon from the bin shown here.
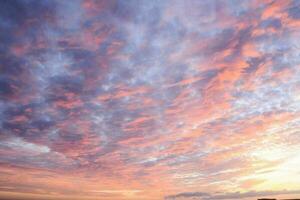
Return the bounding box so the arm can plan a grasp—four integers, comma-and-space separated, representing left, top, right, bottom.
258, 199, 300, 200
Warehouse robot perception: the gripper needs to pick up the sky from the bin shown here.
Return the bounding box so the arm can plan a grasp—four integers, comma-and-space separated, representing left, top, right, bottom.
0, 0, 300, 200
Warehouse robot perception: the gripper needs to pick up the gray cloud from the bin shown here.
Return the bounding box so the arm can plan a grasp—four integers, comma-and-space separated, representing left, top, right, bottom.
166, 190, 300, 200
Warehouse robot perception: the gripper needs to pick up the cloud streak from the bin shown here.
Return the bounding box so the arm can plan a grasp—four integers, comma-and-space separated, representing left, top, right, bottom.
165, 190, 300, 200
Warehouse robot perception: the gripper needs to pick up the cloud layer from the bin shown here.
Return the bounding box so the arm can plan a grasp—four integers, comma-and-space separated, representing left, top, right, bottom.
1, 0, 300, 199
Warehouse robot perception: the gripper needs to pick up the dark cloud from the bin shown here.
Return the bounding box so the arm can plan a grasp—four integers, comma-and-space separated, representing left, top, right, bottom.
0, 0, 55, 49
288, 1, 300, 19
166, 190, 300, 200
243, 56, 266, 74
112, 0, 163, 25
261, 18, 282, 29
166, 192, 210, 200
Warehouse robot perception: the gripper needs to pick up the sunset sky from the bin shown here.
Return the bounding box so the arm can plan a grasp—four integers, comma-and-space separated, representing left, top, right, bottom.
1, 0, 300, 200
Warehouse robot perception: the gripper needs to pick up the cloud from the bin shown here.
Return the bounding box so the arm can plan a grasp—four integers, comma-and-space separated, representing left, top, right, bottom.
165, 192, 210, 200
166, 190, 300, 200
1, 0, 300, 199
